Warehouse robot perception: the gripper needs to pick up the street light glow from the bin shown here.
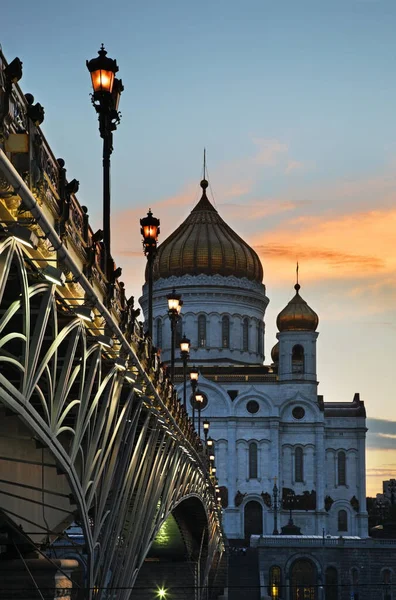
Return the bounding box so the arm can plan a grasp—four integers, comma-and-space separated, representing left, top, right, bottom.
156, 587, 167, 598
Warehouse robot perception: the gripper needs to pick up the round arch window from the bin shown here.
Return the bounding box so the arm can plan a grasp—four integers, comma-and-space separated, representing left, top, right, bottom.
190, 392, 208, 410
246, 400, 259, 414
292, 406, 305, 420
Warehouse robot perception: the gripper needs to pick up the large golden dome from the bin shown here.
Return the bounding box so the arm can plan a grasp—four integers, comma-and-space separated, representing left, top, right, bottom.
150, 180, 263, 282
276, 284, 319, 332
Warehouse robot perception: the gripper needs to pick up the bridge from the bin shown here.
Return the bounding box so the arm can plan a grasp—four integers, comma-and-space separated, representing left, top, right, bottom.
0, 50, 224, 599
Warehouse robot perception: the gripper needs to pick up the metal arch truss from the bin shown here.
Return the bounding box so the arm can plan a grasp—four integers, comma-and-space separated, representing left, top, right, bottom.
0, 238, 223, 599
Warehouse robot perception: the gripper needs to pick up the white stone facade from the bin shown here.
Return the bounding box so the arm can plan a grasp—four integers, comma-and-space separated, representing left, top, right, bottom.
140, 269, 368, 540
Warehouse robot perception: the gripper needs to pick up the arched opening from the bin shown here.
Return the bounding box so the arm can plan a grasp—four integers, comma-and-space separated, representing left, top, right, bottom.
290, 559, 317, 600
338, 451, 346, 486
244, 500, 263, 539
198, 315, 206, 347
242, 318, 249, 352
292, 344, 305, 374
222, 316, 230, 348
269, 565, 282, 599
338, 509, 348, 532
295, 447, 304, 483
382, 569, 392, 600
175, 318, 183, 347
248, 443, 258, 479
325, 566, 338, 600
155, 317, 162, 349
351, 567, 359, 600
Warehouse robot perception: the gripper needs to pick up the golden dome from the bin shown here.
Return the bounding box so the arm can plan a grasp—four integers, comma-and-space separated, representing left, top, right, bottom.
271, 341, 279, 363
276, 284, 319, 332
150, 180, 263, 282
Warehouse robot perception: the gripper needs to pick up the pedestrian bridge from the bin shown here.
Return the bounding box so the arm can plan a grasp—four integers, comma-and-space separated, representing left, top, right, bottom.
0, 49, 224, 599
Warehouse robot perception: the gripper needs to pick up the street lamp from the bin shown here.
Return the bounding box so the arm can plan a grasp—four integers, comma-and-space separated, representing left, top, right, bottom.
203, 419, 210, 443
272, 477, 280, 535
167, 289, 183, 380
180, 335, 190, 407
87, 45, 123, 296
189, 367, 199, 426
140, 209, 160, 338
195, 392, 204, 439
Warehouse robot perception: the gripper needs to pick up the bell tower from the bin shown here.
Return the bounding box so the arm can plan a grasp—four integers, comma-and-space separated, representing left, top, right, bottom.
274, 283, 319, 382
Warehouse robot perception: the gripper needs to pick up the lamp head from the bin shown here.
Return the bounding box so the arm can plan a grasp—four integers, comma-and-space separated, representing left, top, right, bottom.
167, 288, 182, 314
180, 334, 190, 356
140, 209, 160, 254
86, 44, 118, 94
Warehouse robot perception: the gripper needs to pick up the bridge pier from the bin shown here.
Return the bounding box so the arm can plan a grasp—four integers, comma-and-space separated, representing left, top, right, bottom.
0, 556, 80, 600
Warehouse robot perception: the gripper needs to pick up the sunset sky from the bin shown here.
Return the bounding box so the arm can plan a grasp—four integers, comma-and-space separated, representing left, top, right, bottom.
3, 0, 396, 495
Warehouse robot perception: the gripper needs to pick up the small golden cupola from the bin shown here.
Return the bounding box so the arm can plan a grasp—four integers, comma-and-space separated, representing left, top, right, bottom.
276, 283, 319, 332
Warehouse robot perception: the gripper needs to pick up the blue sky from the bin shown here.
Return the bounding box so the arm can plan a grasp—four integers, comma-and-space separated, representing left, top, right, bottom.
2, 0, 396, 493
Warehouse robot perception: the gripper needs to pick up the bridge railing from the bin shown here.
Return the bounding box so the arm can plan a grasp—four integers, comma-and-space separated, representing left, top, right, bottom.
0, 49, 224, 518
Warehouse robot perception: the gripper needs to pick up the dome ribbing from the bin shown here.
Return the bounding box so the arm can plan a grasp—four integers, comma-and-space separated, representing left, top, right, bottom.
150, 180, 263, 283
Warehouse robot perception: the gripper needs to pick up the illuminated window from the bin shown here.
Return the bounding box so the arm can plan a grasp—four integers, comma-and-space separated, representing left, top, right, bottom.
295, 447, 304, 482
338, 510, 348, 532
249, 443, 258, 479
338, 451, 346, 486
198, 315, 206, 347
222, 316, 230, 348
242, 318, 249, 352
269, 566, 281, 599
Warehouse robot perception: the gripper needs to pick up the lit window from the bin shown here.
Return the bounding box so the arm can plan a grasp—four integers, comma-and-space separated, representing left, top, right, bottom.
269, 566, 281, 599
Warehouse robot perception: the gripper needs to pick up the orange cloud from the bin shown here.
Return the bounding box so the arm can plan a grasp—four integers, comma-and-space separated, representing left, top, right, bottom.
252, 208, 396, 283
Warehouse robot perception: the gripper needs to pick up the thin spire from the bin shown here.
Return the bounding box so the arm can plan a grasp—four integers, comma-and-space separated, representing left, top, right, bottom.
295, 261, 301, 292
203, 147, 206, 180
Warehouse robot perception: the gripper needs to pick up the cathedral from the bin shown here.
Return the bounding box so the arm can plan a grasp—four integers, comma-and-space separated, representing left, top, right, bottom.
140, 178, 368, 540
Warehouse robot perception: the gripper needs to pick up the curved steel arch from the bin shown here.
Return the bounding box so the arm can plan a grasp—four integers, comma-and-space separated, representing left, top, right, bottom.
0, 238, 222, 599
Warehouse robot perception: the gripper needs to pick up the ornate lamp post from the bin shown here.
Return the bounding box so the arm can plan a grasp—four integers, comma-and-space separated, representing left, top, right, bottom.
272, 477, 280, 535
203, 419, 210, 443
86, 45, 123, 293
180, 335, 190, 407
140, 209, 160, 338
189, 367, 199, 426
167, 289, 183, 380
195, 391, 204, 439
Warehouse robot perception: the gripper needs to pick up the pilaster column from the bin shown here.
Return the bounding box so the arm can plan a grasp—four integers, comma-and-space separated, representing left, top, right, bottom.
228, 419, 237, 507
315, 424, 325, 510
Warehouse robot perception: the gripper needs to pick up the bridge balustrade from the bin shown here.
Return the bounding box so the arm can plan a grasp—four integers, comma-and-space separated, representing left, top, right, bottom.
0, 49, 224, 600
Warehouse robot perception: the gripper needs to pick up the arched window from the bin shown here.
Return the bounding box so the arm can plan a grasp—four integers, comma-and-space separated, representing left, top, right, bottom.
338, 451, 346, 486
257, 321, 263, 355
269, 566, 281, 599
292, 344, 305, 374
249, 443, 258, 479
242, 318, 249, 352
295, 447, 304, 482
222, 316, 230, 348
198, 315, 206, 347
175, 318, 183, 347
382, 569, 392, 600
338, 509, 348, 532
155, 318, 162, 349
325, 567, 338, 600
351, 568, 359, 600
